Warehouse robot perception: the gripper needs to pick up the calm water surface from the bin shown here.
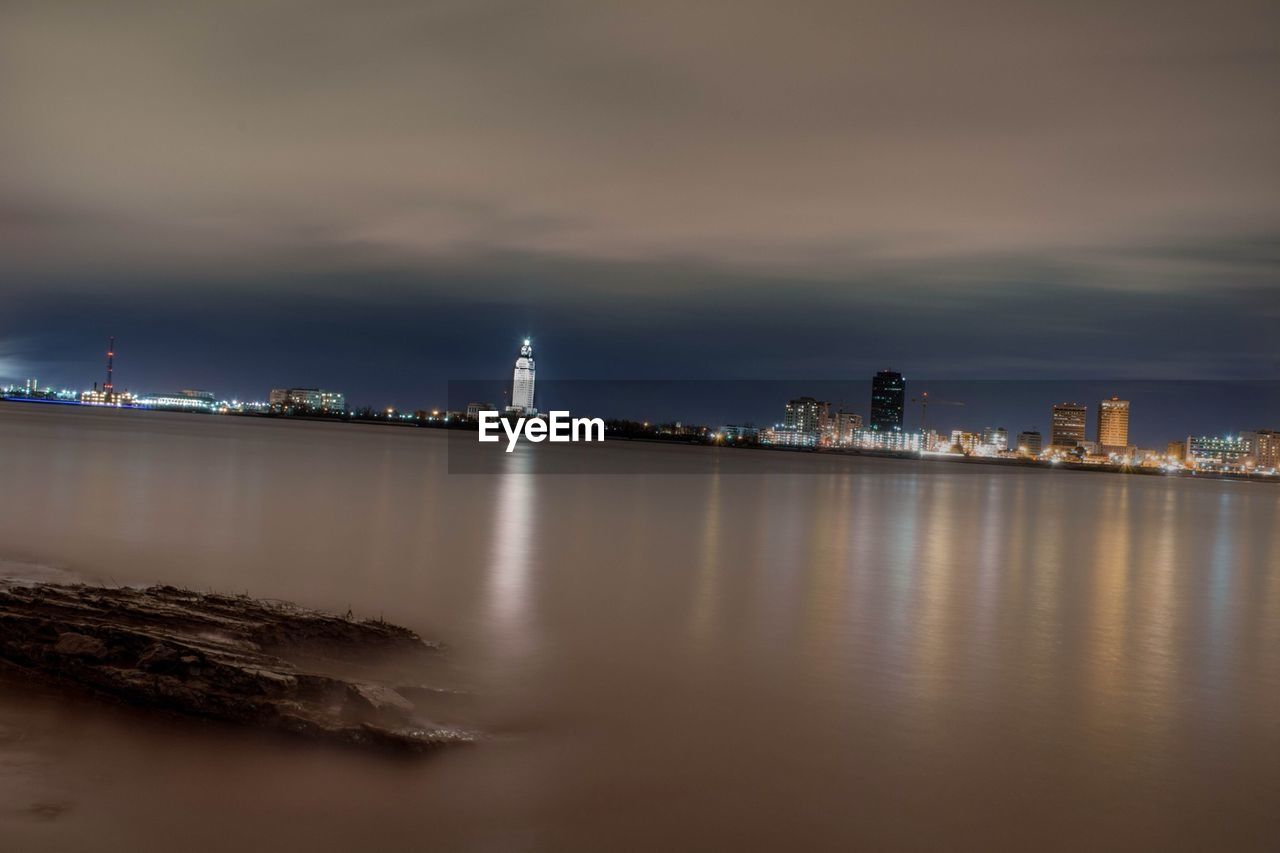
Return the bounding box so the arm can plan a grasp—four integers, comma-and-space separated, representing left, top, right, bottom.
1, 404, 1278, 851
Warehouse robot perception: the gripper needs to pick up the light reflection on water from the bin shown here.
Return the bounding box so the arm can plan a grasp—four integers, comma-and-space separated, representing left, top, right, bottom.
0, 404, 1278, 851
486, 449, 537, 658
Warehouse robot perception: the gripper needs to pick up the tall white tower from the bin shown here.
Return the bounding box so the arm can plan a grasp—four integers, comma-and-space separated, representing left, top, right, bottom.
509, 338, 536, 414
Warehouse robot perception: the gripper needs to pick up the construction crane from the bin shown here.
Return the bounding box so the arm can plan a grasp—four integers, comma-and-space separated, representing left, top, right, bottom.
911, 391, 964, 436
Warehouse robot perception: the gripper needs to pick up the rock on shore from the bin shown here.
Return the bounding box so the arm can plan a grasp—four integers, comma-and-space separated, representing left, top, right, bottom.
0, 582, 472, 752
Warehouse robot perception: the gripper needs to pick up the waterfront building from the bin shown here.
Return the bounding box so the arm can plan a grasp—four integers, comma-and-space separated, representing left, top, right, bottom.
783, 397, 829, 437
869, 370, 905, 432
1050, 402, 1087, 448
1097, 396, 1130, 452
766, 426, 818, 447
719, 424, 759, 442
135, 389, 216, 412
1016, 430, 1043, 456
950, 430, 981, 454
982, 426, 1009, 451
1166, 439, 1187, 463
1186, 435, 1251, 470
465, 401, 497, 421
1076, 440, 1103, 457
1249, 429, 1280, 469
832, 411, 862, 445
853, 428, 921, 452
80, 386, 135, 406
269, 388, 346, 412
1134, 448, 1165, 467
509, 339, 536, 414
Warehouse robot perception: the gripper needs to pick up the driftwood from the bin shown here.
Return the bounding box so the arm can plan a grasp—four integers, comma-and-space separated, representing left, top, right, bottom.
0, 582, 472, 752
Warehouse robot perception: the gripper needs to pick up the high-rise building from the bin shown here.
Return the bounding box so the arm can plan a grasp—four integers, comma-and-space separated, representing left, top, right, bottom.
982, 426, 1009, 451
783, 397, 828, 436
1016, 430, 1042, 456
509, 339, 537, 414
1050, 402, 1087, 448
1097, 396, 1130, 451
870, 370, 905, 432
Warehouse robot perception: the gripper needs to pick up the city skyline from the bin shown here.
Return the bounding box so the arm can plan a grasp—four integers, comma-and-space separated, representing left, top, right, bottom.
2, 3, 1278, 412
5, 335, 1274, 448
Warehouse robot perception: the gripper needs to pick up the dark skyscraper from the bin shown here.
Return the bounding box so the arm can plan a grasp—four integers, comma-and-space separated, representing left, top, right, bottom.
1051, 402, 1088, 448
870, 370, 905, 432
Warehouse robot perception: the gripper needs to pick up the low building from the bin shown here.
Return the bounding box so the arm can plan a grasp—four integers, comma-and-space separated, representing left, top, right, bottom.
1186, 435, 1251, 470
1015, 430, 1042, 456
764, 426, 818, 447
982, 426, 1009, 451
465, 401, 497, 421
269, 388, 346, 413
951, 430, 981, 454
135, 389, 215, 412
719, 424, 759, 442
852, 428, 922, 452
830, 411, 863, 446
80, 387, 135, 406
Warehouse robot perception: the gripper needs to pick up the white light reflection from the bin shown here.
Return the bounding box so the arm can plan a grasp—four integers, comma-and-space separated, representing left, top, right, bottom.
485, 449, 537, 657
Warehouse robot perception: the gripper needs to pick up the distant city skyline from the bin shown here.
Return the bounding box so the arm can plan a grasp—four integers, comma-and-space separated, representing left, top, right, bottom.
1, 3, 1277, 422
7, 335, 1280, 449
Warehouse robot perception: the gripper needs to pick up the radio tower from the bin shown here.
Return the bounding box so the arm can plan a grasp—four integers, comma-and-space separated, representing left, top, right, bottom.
104, 336, 115, 402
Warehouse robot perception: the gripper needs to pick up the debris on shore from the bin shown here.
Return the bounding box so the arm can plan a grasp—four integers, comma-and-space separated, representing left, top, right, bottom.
0, 582, 472, 752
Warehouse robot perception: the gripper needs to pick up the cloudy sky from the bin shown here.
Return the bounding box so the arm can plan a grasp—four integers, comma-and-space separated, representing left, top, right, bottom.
1, 0, 1277, 411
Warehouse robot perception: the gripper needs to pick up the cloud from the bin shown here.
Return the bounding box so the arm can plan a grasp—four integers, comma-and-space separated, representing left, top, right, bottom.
0, 0, 1277, 287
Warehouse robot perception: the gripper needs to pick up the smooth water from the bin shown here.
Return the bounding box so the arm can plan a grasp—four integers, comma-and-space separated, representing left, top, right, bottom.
1, 404, 1277, 851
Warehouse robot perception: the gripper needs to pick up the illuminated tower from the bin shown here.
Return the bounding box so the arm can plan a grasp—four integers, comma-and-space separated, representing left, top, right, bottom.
1097, 396, 1130, 451
104, 336, 116, 402
509, 338, 536, 414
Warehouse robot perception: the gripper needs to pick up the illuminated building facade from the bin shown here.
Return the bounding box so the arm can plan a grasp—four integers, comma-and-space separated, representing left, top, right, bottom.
852, 428, 921, 452
269, 388, 346, 412
869, 370, 905, 432
982, 426, 1008, 451
1250, 429, 1280, 469
719, 425, 759, 441
951, 430, 981, 453
135, 390, 216, 412
783, 397, 828, 437
1186, 435, 1251, 470
766, 427, 818, 447
1097, 396, 1130, 451
1016, 430, 1042, 455
1050, 402, 1087, 448
466, 401, 497, 421
81, 387, 135, 406
509, 339, 536, 414
832, 411, 862, 445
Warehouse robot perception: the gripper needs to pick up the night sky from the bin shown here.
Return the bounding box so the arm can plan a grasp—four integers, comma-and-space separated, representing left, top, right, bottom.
2, 2, 1277, 438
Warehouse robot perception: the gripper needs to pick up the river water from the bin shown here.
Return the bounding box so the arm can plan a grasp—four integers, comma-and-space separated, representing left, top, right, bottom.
1, 403, 1277, 851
